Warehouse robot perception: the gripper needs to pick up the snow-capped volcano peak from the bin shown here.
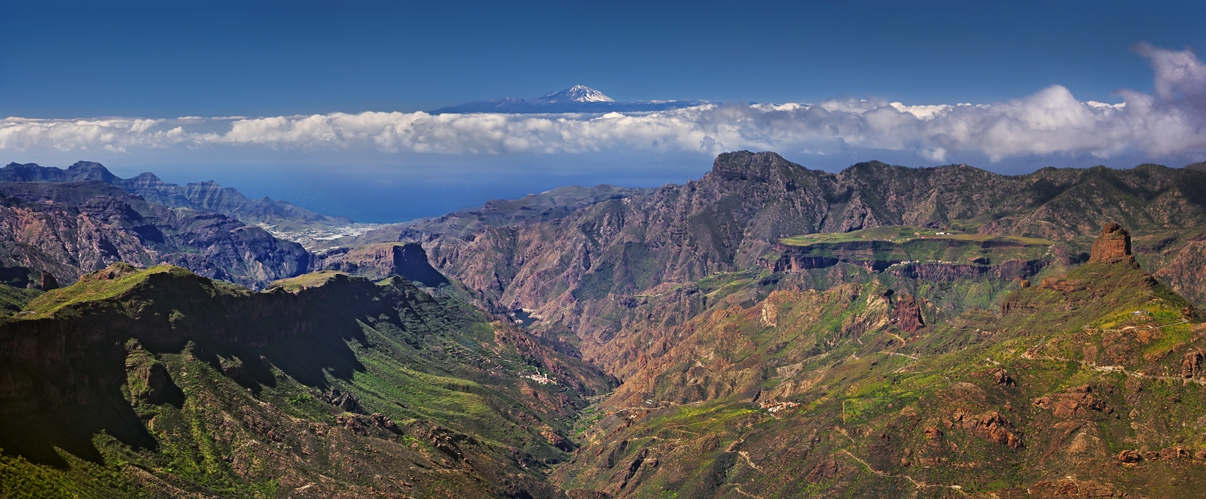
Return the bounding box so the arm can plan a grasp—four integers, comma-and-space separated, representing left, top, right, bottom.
538, 85, 614, 103
430, 85, 705, 114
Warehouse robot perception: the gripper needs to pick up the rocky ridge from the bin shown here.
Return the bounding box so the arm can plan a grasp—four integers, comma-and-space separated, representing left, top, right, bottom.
383, 152, 1206, 379
0, 181, 310, 289
0, 161, 350, 229
312, 242, 448, 287
6, 150, 1206, 496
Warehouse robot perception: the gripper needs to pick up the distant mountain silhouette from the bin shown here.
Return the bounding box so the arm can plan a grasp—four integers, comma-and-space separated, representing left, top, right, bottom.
430, 84, 705, 114
0, 161, 350, 228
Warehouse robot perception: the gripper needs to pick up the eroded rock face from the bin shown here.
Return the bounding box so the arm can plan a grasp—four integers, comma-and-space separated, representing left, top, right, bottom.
924, 426, 943, 441
315, 243, 448, 287
126, 350, 183, 406
370, 413, 400, 433
324, 389, 364, 413
952, 409, 1024, 449
991, 368, 1015, 387
1117, 449, 1142, 463
890, 293, 925, 332
1033, 385, 1109, 418
806, 458, 842, 483
39, 271, 58, 291
1089, 223, 1134, 264
0, 182, 310, 289
1182, 351, 1204, 378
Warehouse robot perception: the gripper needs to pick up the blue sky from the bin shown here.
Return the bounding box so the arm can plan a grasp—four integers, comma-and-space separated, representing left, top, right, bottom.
3, 1, 1206, 222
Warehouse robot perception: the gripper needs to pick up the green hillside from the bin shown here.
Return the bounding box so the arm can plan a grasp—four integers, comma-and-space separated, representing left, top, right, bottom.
552, 226, 1206, 497
0, 264, 613, 498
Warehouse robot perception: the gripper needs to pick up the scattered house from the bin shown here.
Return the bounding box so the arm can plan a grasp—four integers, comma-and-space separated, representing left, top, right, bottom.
522, 372, 556, 385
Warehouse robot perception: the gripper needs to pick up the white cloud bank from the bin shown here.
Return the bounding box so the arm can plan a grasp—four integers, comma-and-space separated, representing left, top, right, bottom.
4, 44, 1206, 164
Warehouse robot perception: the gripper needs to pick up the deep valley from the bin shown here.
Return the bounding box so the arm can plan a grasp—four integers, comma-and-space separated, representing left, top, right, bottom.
4, 153, 1206, 498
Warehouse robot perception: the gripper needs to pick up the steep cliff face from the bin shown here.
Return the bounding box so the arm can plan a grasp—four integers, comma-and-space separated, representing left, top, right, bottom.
1144, 230, 1206, 307
418, 153, 1206, 304
1089, 222, 1134, 263
424, 152, 837, 335
767, 233, 1053, 278
394, 153, 1206, 381
0, 181, 310, 289
313, 242, 448, 287
0, 161, 350, 228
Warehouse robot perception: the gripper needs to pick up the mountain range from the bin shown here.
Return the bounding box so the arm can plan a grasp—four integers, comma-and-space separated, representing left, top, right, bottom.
4, 152, 1206, 497
430, 85, 706, 114
0, 161, 351, 230
386, 152, 1206, 377
0, 180, 311, 291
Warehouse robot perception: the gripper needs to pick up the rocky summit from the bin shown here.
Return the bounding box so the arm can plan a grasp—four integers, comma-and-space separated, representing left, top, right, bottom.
5, 152, 1206, 498
1089, 222, 1134, 264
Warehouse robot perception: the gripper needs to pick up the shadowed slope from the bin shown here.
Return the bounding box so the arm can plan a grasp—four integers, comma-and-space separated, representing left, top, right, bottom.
0, 263, 613, 498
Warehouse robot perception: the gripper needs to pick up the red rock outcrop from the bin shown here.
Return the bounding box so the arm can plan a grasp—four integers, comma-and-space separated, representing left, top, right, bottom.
1182, 351, 1203, 378
1160, 446, 1192, 460
923, 426, 943, 440
1033, 385, 1108, 418
991, 368, 1016, 387
952, 410, 1024, 449
806, 458, 842, 483
890, 293, 925, 332
1089, 223, 1134, 264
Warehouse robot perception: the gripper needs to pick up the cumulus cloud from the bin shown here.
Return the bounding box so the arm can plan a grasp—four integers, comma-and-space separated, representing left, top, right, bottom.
4, 44, 1206, 164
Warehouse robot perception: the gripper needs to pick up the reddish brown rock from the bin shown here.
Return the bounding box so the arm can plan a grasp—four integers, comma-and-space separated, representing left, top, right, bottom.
1161, 446, 1191, 460
890, 293, 925, 332
806, 458, 842, 483
991, 368, 1016, 387
542, 429, 572, 452
335, 415, 368, 435
954, 410, 1023, 449
1040, 276, 1087, 293
1089, 223, 1134, 264
1117, 450, 1141, 463
39, 271, 58, 291
923, 426, 943, 440
1030, 478, 1118, 496
1033, 385, 1108, 418
370, 412, 400, 433
1182, 351, 1203, 378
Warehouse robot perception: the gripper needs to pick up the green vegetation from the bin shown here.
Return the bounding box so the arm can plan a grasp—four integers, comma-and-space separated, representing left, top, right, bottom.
23, 265, 187, 316
555, 249, 1206, 497
0, 264, 610, 497
264, 270, 346, 292
0, 284, 41, 316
